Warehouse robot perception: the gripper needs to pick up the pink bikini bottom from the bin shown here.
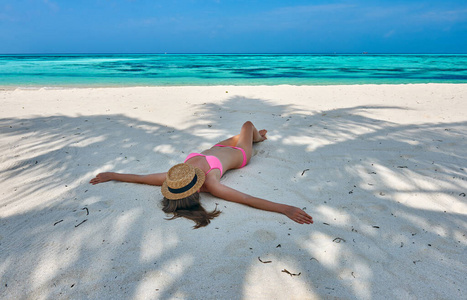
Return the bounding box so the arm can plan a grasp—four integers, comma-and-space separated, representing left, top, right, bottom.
213, 144, 247, 168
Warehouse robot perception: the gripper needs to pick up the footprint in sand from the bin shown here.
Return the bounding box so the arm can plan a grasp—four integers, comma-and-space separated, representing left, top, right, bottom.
224, 239, 251, 257
253, 229, 277, 243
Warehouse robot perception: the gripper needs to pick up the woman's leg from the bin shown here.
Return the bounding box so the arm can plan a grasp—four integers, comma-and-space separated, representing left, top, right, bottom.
216, 121, 267, 165
236, 121, 267, 164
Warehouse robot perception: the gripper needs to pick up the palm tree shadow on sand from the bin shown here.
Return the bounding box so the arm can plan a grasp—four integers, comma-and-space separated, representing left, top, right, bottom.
0, 96, 466, 299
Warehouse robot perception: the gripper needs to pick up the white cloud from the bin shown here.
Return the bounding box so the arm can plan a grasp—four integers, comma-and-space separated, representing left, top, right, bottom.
384, 30, 396, 38
43, 0, 59, 13
418, 8, 467, 23
270, 3, 357, 15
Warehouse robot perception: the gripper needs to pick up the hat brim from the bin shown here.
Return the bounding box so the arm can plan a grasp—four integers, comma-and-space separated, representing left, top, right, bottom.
161, 167, 205, 200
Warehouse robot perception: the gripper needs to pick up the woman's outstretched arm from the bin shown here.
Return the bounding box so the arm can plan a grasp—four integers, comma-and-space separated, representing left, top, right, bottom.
206, 181, 313, 224
89, 172, 166, 186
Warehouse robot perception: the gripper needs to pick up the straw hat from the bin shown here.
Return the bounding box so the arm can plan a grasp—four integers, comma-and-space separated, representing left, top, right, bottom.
161, 163, 205, 200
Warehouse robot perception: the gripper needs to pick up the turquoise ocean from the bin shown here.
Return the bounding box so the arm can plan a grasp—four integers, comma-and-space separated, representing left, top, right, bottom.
1, 54, 467, 87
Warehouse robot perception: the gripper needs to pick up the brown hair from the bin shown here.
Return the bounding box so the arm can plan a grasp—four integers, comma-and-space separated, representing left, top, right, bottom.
161, 192, 221, 229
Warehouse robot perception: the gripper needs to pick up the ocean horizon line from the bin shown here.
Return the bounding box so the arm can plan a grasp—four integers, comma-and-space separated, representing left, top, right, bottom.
1, 52, 467, 56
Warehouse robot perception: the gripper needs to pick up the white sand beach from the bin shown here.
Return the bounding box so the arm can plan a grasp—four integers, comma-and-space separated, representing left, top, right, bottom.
1, 84, 466, 299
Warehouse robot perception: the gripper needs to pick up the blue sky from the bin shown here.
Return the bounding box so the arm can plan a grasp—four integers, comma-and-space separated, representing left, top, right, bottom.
1, 0, 466, 54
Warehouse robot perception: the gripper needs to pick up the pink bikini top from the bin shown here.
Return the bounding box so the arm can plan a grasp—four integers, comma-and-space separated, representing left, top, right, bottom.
185, 153, 223, 177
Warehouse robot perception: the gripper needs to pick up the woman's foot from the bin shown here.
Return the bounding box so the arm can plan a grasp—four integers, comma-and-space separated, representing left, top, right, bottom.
254, 129, 267, 142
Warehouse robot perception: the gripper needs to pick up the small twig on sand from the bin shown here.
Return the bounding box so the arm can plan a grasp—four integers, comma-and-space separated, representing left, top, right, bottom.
75, 219, 87, 228
333, 237, 346, 243
282, 269, 301, 277
258, 257, 272, 264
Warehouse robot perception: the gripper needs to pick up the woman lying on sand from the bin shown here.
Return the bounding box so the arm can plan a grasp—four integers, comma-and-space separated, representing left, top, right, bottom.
90, 121, 313, 228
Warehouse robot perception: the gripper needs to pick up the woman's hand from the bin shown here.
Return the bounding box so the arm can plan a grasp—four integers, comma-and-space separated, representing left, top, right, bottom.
284, 206, 313, 224
89, 172, 166, 186
89, 172, 114, 185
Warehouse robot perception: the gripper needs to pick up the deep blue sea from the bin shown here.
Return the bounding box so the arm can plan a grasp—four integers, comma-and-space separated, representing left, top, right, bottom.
1, 54, 467, 87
